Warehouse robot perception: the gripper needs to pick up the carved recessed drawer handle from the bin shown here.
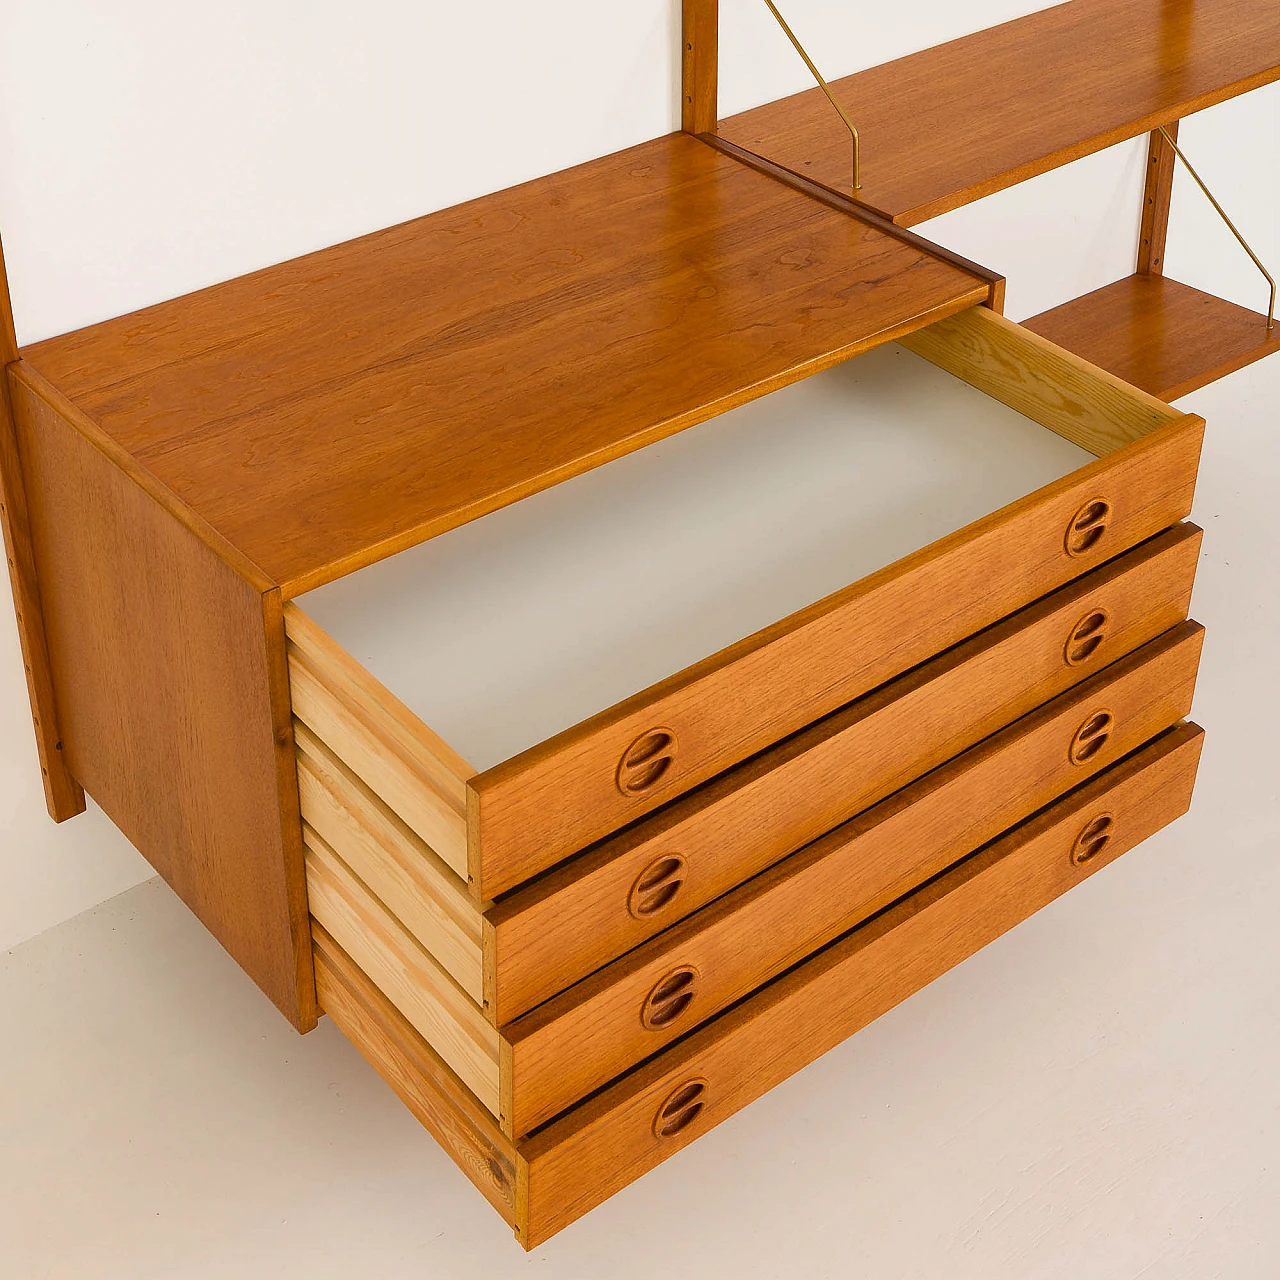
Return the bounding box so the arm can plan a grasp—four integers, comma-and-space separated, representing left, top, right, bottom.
1064, 608, 1111, 666
617, 728, 678, 796
1065, 497, 1112, 558
653, 1078, 709, 1139
628, 854, 687, 920
1069, 710, 1115, 765
641, 966, 700, 1030
1071, 813, 1115, 865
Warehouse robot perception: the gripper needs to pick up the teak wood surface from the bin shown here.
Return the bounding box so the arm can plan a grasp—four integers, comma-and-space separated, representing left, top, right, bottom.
19, 133, 988, 596
718, 0, 1280, 226
1025, 274, 1280, 403
310, 725, 1202, 1248
0, 233, 85, 821
700, 135, 1008, 316
485, 523, 1202, 1023
515, 723, 1205, 1247
8, 368, 315, 1027
503, 624, 1203, 1136
297, 615, 1201, 1137
1138, 123, 1179, 277
468, 399, 1202, 900
682, 0, 718, 135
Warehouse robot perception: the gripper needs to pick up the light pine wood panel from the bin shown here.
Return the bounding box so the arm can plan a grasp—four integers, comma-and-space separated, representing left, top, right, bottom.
503, 623, 1203, 1135
516, 723, 1205, 1248
486, 523, 1202, 1022
286, 601, 472, 879
312, 926, 519, 1227
718, 0, 1280, 225
294, 721, 484, 1004
1, 232, 85, 818
20, 134, 987, 593
470, 410, 1202, 900
304, 827, 500, 1114
897, 305, 1182, 457
9, 370, 313, 1027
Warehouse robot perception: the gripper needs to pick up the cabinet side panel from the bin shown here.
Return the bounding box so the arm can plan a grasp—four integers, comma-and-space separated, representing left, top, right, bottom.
10, 374, 314, 1028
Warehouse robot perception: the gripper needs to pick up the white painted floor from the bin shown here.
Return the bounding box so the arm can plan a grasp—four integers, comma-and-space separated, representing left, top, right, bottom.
2, 353, 1278, 1279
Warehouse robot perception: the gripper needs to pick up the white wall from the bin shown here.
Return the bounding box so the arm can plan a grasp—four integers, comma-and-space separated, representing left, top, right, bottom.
1, 1, 1277, 950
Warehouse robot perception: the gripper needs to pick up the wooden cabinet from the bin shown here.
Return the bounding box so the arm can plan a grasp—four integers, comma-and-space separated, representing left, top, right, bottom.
8, 0, 1268, 1244
270, 295, 1209, 1224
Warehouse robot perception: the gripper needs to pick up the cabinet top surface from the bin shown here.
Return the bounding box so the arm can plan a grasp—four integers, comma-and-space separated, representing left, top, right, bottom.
720, 0, 1280, 226
20, 132, 986, 594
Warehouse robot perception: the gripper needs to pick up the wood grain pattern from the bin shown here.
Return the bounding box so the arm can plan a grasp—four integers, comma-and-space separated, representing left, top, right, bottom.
897, 305, 1182, 456
286, 601, 473, 879
702, 134, 1007, 315
312, 925, 519, 1228
516, 723, 1205, 1248
718, 0, 1280, 225
1024, 274, 1280, 403
682, 0, 718, 135
1138, 123, 1179, 276
294, 720, 484, 1003
503, 623, 1203, 1136
304, 826, 501, 1112
20, 134, 987, 595
469, 406, 1203, 900
486, 523, 1202, 1022
10, 370, 314, 1027
0, 233, 85, 820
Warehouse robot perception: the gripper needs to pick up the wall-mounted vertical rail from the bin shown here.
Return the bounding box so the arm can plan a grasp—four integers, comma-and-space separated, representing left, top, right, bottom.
0, 231, 86, 821
682, 0, 719, 135
1138, 122, 1178, 276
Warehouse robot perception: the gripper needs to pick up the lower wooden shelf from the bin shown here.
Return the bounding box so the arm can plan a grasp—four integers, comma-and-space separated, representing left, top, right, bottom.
1023, 274, 1280, 403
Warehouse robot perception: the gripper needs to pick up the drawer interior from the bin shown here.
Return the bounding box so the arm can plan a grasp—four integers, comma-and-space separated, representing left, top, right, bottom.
288, 306, 1198, 903
297, 335, 1094, 774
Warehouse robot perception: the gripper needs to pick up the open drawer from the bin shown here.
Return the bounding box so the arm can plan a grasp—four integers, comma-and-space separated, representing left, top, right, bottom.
286, 306, 1204, 1131
305, 618, 1203, 1135
314, 721, 1205, 1248
287, 305, 1203, 903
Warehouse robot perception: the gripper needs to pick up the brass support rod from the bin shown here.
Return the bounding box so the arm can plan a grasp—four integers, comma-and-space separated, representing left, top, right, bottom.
1157, 125, 1275, 332
761, 0, 861, 190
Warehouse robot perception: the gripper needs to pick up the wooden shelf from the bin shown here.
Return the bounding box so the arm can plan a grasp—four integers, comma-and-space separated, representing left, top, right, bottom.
719, 0, 1280, 227
1023, 274, 1280, 402
18, 133, 989, 596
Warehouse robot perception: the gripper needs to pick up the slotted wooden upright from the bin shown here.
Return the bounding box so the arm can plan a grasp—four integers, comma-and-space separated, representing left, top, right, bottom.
2, 0, 1270, 1249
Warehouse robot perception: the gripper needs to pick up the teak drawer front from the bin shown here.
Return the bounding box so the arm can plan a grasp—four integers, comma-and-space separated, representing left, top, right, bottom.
468, 399, 1202, 898
486, 523, 1202, 1021
515, 722, 1204, 1248
501, 623, 1203, 1135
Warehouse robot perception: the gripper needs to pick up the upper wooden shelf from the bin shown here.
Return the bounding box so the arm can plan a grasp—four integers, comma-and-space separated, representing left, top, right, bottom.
719, 0, 1280, 227
19, 132, 988, 596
